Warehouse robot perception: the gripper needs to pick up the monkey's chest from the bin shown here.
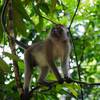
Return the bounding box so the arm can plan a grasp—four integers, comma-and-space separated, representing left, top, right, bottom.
33, 52, 48, 67
53, 45, 65, 59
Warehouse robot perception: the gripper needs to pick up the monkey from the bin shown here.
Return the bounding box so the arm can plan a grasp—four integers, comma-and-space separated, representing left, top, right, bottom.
1, 0, 72, 98
22, 24, 72, 93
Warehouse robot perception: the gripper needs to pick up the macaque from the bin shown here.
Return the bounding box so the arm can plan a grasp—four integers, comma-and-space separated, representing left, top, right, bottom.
23, 24, 71, 94
1, 0, 71, 99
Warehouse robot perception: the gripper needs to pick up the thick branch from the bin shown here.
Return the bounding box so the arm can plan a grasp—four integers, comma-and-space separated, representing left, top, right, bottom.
7, 0, 23, 98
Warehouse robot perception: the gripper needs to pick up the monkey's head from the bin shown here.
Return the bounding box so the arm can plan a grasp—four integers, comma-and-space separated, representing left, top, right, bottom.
50, 24, 68, 42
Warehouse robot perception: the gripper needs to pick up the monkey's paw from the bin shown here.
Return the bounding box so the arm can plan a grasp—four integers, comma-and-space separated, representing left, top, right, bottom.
64, 76, 73, 83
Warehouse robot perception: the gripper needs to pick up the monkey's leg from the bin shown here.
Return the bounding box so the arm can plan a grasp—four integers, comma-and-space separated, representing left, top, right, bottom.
38, 66, 50, 85
61, 41, 72, 83
61, 56, 72, 83
61, 56, 70, 77
50, 63, 64, 84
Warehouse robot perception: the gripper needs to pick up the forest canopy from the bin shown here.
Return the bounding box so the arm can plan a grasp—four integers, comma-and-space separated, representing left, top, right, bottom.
0, 0, 100, 100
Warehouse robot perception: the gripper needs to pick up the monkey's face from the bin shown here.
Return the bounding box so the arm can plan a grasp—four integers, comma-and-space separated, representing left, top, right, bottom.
51, 24, 68, 42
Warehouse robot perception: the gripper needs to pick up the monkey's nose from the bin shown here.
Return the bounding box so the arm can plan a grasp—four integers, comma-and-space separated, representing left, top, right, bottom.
54, 29, 57, 33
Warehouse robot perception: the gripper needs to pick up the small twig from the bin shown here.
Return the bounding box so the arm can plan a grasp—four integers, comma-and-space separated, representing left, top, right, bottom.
68, 0, 80, 30
1, 0, 10, 58
72, 80, 100, 86
67, 0, 84, 99
32, 1, 57, 25
29, 80, 57, 96
1, 0, 9, 33
79, 23, 90, 65
39, 14, 57, 25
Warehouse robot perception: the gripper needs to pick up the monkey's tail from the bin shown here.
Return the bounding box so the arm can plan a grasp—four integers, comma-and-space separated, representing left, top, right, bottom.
12, 37, 29, 49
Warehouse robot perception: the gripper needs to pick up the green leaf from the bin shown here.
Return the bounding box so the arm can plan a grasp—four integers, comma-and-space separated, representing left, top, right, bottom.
73, 83, 81, 90
14, 10, 27, 36
88, 77, 95, 83
18, 60, 24, 72
3, 52, 20, 61
0, 6, 3, 43
39, 3, 50, 14
64, 83, 78, 97
23, 0, 31, 6
56, 84, 63, 91
51, 0, 57, 13
0, 58, 10, 73
13, 0, 31, 22
13, 0, 33, 36
36, 16, 43, 31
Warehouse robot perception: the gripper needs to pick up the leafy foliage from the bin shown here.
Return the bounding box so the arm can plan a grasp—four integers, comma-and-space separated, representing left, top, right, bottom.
0, 0, 100, 100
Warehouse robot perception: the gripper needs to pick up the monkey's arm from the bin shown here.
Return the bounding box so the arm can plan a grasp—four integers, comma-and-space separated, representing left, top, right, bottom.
49, 62, 64, 84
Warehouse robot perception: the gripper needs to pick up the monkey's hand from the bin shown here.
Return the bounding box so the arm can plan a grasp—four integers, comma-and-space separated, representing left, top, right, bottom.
64, 76, 73, 83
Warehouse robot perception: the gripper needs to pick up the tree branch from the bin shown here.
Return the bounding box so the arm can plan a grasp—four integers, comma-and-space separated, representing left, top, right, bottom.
7, 0, 24, 98
29, 78, 100, 96
39, 14, 57, 25
67, 0, 84, 99
32, 1, 57, 25
68, 0, 80, 30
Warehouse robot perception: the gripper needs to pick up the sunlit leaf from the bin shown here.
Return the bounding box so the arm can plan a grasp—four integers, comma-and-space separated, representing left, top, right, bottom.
56, 84, 63, 91
23, 0, 31, 6
73, 83, 81, 90
14, 9, 27, 36
64, 83, 78, 97
18, 60, 24, 72
3, 52, 20, 61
